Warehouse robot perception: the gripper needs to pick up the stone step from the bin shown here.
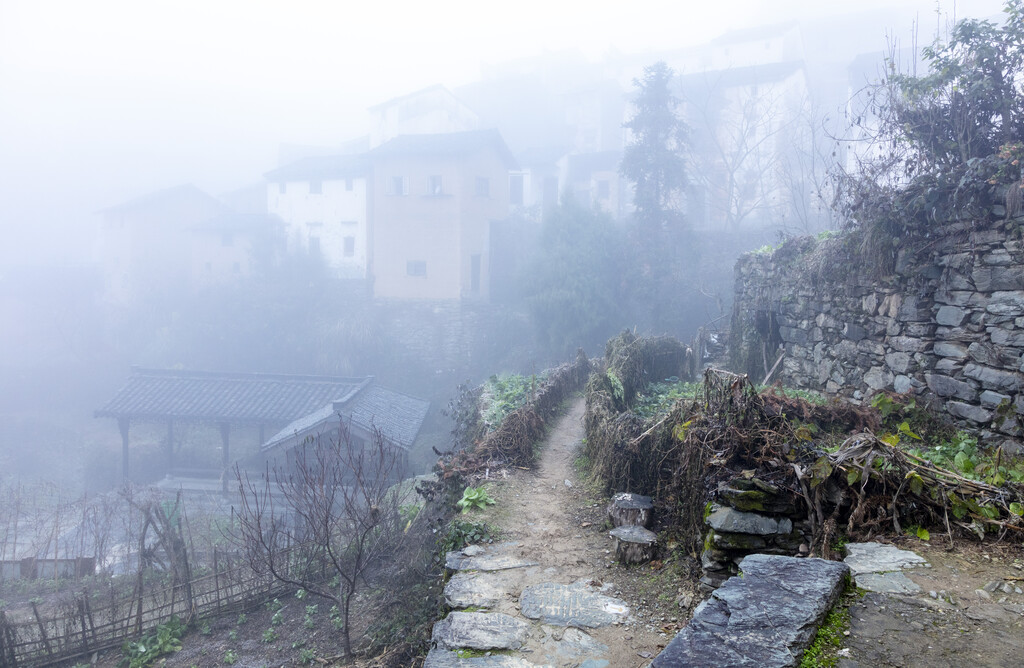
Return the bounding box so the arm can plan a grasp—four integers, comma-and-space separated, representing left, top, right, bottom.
843, 541, 929, 595
653, 554, 850, 667
446, 542, 539, 572
445, 571, 510, 609
432, 611, 530, 652
519, 582, 629, 628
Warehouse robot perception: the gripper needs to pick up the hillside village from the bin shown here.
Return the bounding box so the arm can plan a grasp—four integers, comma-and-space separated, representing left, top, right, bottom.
2, 2, 1024, 667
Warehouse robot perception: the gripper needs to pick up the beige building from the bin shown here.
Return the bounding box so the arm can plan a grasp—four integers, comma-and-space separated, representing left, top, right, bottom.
369, 130, 517, 301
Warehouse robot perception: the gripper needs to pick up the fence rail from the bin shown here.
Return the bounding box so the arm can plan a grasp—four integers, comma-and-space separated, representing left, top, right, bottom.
0, 546, 324, 668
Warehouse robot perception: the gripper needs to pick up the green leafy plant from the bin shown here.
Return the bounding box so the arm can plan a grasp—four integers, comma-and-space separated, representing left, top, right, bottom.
199, 621, 211, 636
223, 649, 237, 665
120, 616, 185, 668
262, 628, 278, 644
270, 609, 283, 626
227, 630, 237, 642
436, 520, 497, 561
481, 373, 539, 428
457, 486, 496, 513
299, 648, 316, 664
295, 588, 307, 600
236, 613, 247, 626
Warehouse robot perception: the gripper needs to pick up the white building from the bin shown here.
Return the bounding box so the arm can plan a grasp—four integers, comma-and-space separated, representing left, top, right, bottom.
264, 155, 370, 279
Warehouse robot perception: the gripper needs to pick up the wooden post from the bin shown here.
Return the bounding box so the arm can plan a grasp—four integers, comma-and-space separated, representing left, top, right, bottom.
118, 417, 131, 481
166, 420, 175, 474
220, 423, 231, 492
31, 601, 53, 658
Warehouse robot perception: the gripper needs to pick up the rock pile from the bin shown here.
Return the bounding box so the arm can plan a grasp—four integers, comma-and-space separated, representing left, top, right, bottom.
700, 478, 806, 589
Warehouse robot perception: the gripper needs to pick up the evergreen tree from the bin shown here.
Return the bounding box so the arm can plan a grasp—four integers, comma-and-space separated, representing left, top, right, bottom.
620, 61, 688, 234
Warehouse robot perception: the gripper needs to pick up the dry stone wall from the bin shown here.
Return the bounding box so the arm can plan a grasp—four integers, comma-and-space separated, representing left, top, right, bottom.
731, 217, 1024, 452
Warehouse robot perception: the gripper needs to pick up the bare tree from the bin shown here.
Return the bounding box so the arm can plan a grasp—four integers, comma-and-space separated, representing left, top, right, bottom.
233, 421, 407, 660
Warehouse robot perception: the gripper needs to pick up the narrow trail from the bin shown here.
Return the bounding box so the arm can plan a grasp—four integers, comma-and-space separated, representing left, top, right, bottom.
428, 397, 665, 668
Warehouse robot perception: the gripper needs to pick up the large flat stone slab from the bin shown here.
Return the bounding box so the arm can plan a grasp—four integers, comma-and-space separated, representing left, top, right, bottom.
520, 582, 629, 628
653, 554, 850, 667
446, 542, 538, 572
423, 649, 552, 668
445, 571, 508, 609
432, 612, 530, 651
855, 571, 921, 595
843, 542, 929, 575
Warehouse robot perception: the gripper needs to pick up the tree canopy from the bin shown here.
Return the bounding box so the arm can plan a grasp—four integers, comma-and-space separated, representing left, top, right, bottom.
620, 61, 688, 233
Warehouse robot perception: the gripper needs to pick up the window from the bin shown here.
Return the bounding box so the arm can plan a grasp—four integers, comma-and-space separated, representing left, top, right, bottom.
509, 173, 524, 206
427, 174, 443, 195
309, 236, 321, 254
596, 180, 610, 200
406, 260, 427, 277
345, 178, 353, 191
278, 182, 287, 194
309, 179, 322, 194
475, 177, 490, 197
471, 254, 481, 292
343, 236, 355, 257
388, 176, 409, 195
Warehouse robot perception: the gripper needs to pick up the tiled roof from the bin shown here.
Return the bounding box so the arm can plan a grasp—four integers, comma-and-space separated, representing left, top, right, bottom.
98, 184, 225, 215
95, 368, 372, 424
263, 154, 370, 182
262, 385, 429, 452
369, 129, 519, 169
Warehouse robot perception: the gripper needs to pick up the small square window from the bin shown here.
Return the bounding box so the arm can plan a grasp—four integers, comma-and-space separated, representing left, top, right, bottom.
475, 177, 490, 197
343, 236, 355, 257
406, 260, 427, 277
309, 180, 322, 195
389, 176, 409, 195
427, 175, 443, 195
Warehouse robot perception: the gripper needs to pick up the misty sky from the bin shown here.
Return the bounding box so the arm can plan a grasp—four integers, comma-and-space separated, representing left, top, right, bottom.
0, 0, 1006, 265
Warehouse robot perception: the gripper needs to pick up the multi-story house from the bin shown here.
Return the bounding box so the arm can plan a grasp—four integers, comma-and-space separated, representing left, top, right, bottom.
368, 129, 517, 301
264, 155, 371, 279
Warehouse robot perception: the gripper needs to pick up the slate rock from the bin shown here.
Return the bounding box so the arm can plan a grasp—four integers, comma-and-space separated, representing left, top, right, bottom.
718, 478, 799, 515
653, 555, 850, 667
446, 542, 538, 572
519, 582, 629, 628
843, 542, 929, 575
423, 649, 552, 668
706, 507, 792, 536
855, 571, 921, 595
925, 374, 977, 401
444, 571, 507, 609
431, 612, 529, 651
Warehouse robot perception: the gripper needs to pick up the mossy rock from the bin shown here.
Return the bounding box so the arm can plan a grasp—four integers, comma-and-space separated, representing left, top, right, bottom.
718, 478, 799, 516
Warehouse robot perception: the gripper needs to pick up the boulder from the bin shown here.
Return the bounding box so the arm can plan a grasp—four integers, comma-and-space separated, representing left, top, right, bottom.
706, 507, 792, 536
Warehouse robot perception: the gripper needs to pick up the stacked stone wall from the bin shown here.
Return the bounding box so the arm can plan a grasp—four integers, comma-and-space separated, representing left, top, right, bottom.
731, 217, 1024, 452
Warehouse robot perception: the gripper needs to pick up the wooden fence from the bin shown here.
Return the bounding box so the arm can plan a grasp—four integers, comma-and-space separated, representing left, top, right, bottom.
0, 547, 325, 668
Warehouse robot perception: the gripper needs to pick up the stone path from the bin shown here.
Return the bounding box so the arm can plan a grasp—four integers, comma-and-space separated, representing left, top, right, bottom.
839, 541, 1024, 667
424, 398, 645, 668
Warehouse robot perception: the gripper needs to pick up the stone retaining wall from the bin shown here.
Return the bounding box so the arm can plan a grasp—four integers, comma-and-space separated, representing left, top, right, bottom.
730, 217, 1024, 451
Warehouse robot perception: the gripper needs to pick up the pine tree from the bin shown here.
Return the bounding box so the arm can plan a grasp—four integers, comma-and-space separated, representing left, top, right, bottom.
620, 61, 688, 234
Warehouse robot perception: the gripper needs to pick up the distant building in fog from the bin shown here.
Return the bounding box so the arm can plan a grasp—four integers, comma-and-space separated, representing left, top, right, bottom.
369, 85, 480, 148
97, 184, 226, 303
369, 129, 517, 301
264, 155, 371, 279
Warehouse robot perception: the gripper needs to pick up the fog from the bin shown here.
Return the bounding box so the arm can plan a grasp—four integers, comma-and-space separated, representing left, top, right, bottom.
0, 0, 1008, 491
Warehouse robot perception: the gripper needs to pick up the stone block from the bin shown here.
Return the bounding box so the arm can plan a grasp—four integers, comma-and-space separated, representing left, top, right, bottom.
843, 542, 929, 575
706, 507, 792, 536
519, 583, 629, 628
934, 358, 963, 373
711, 530, 767, 551
779, 326, 808, 345
980, 390, 1011, 408
653, 555, 850, 668
893, 375, 913, 394
987, 291, 1024, 316
974, 266, 1024, 291
990, 327, 1024, 347
884, 352, 912, 374
936, 305, 968, 326
933, 341, 969, 359
925, 374, 977, 401
946, 401, 993, 423
843, 322, 867, 341
431, 612, 529, 651
717, 478, 799, 515
963, 363, 1020, 392
887, 336, 927, 353
863, 366, 894, 391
